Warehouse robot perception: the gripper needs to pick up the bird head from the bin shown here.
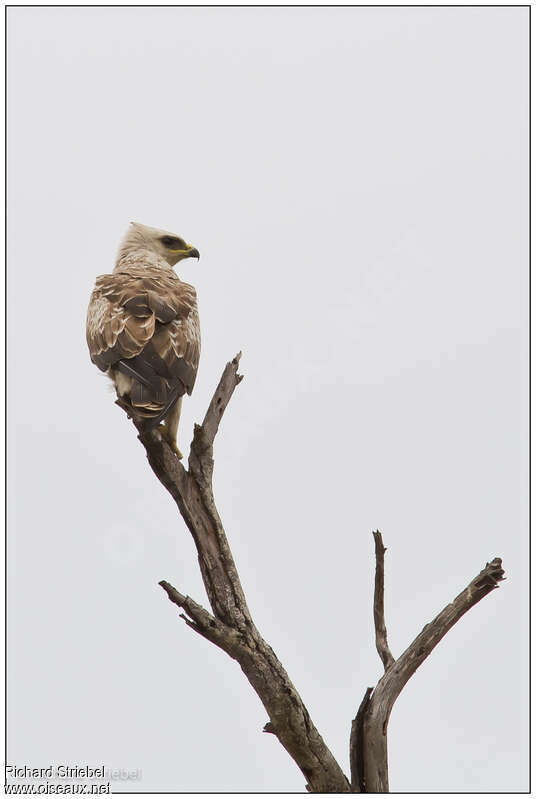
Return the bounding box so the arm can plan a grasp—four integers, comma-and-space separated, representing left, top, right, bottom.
127, 222, 200, 266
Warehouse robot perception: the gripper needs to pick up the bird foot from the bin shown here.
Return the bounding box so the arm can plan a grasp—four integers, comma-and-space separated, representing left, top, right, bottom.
157, 425, 183, 459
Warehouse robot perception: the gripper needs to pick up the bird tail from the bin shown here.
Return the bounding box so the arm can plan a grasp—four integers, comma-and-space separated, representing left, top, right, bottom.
113, 354, 186, 429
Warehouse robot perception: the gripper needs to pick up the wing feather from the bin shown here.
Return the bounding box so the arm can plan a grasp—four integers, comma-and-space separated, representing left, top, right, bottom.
86, 265, 200, 402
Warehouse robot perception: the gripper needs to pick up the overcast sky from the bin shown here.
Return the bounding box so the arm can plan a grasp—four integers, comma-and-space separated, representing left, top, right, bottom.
7, 6, 528, 793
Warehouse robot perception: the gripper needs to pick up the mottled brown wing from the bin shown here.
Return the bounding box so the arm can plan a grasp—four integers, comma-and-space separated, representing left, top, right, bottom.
150, 307, 201, 395
86, 278, 154, 370
86, 269, 199, 388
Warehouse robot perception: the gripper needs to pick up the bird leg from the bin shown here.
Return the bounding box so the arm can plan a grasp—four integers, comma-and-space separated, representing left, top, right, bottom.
158, 397, 183, 459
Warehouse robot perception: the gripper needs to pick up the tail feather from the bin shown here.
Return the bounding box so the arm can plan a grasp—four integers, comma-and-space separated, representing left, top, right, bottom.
138, 382, 184, 430
113, 351, 186, 429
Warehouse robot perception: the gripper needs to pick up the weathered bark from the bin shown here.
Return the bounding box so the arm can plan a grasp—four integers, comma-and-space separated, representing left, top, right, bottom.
121, 353, 506, 792
372, 531, 395, 672
361, 553, 505, 793
135, 354, 351, 793
349, 687, 373, 792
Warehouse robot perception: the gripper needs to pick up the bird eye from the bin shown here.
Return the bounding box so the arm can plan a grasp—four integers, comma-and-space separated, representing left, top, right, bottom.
161, 236, 184, 249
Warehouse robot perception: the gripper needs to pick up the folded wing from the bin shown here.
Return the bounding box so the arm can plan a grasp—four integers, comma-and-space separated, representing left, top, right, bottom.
86, 267, 200, 425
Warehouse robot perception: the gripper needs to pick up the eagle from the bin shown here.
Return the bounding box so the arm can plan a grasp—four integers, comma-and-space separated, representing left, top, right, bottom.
86, 222, 201, 458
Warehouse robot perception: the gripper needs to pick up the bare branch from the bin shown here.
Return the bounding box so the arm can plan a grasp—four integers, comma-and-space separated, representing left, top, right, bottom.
136, 355, 351, 793
350, 687, 373, 792
131, 356, 505, 794
372, 531, 395, 672
362, 556, 505, 792
193, 351, 243, 454
158, 580, 244, 651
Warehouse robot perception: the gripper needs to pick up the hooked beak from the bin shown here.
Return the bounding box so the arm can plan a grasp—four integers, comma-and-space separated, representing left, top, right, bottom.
187, 247, 200, 260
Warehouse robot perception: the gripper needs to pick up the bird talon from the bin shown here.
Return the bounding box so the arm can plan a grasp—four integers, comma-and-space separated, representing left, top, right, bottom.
157, 424, 183, 459
171, 443, 184, 460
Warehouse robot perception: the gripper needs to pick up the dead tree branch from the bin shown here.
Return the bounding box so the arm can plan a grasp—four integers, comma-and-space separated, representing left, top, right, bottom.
123, 355, 505, 792
360, 549, 505, 793
135, 354, 351, 793
372, 531, 395, 672
349, 687, 373, 792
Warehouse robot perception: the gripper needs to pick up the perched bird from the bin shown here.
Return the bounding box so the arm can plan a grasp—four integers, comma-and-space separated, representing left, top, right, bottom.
86, 222, 201, 458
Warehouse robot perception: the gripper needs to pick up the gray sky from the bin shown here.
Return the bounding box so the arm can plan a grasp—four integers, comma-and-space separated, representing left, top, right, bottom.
8, 6, 528, 793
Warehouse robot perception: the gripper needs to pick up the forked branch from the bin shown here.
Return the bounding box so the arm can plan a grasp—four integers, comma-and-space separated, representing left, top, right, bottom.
359, 543, 505, 792
126, 355, 505, 793
135, 354, 351, 793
